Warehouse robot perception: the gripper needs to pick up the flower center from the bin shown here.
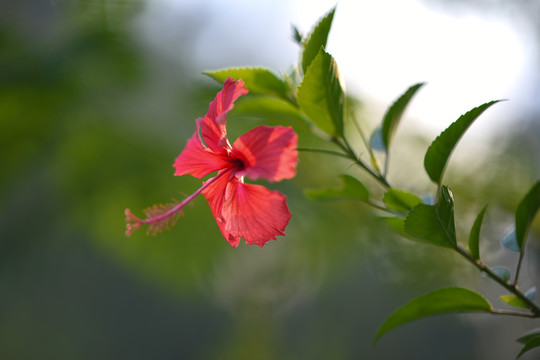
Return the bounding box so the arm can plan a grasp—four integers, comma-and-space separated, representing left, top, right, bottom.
231, 157, 245, 171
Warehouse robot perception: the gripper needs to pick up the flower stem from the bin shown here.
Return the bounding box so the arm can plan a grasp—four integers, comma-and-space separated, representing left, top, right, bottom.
125, 169, 231, 236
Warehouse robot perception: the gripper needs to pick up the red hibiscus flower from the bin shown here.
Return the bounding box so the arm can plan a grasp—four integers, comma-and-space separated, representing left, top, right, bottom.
125, 78, 298, 247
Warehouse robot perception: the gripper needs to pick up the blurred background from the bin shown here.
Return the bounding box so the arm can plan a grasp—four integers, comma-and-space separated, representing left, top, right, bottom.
1, 0, 539, 359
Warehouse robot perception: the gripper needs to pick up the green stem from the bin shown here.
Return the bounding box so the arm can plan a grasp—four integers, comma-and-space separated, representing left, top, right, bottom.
350, 111, 382, 175
298, 136, 390, 189
297, 147, 352, 159
366, 201, 396, 214
455, 244, 540, 317
297, 143, 389, 188
331, 136, 351, 155
339, 136, 357, 159
489, 309, 538, 318
383, 154, 390, 179
514, 251, 525, 286
351, 154, 391, 189
332, 138, 391, 189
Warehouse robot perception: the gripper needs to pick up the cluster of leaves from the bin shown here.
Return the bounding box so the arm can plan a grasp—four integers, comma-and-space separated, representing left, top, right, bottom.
204, 7, 540, 358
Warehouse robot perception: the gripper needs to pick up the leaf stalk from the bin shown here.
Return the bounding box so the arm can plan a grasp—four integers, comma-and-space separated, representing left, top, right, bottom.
455, 244, 540, 317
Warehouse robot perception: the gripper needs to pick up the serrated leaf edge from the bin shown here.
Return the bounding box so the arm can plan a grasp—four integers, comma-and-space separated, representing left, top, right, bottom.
424, 100, 502, 185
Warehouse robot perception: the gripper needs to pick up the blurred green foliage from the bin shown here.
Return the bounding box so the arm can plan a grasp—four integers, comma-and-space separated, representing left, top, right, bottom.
1, 1, 539, 359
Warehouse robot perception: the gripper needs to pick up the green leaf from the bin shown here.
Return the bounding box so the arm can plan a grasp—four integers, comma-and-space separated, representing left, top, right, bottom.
404, 186, 456, 248
424, 100, 501, 185
383, 189, 423, 213
301, 7, 336, 74
297, 48, 345, 137
502, 228, 520, 252
374, 287, 492, 343
380, 82, 425, 151
305, 174, 369, 201
291, 25, 303, 44
383, 216, 408, 238
492, 266, 511, 282
518, 337, 540, 359
499, 286, 535, 310
517, 328, 540, 358
234, 96, 305, 123
383, 216, 440, 244
499, 294, 529, 309
518, 327, 540, 344
369, 126, 385, 151
204, 67, 289, 100
517, 338, 540, 359
468, 205, 488, 260
515, 181, 540, 252
525, 286, 537, 301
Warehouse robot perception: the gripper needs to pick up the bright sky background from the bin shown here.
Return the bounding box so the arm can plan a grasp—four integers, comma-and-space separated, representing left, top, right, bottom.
141, 0, 533, 140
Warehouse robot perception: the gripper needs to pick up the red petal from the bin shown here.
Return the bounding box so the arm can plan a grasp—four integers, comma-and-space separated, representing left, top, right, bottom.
201, 170, 241, 247
221, 179, 292, 247
173, 119, 235, 178
215, 218, 241, 247
231, 126, 298, 182
200, 78, 248, 155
